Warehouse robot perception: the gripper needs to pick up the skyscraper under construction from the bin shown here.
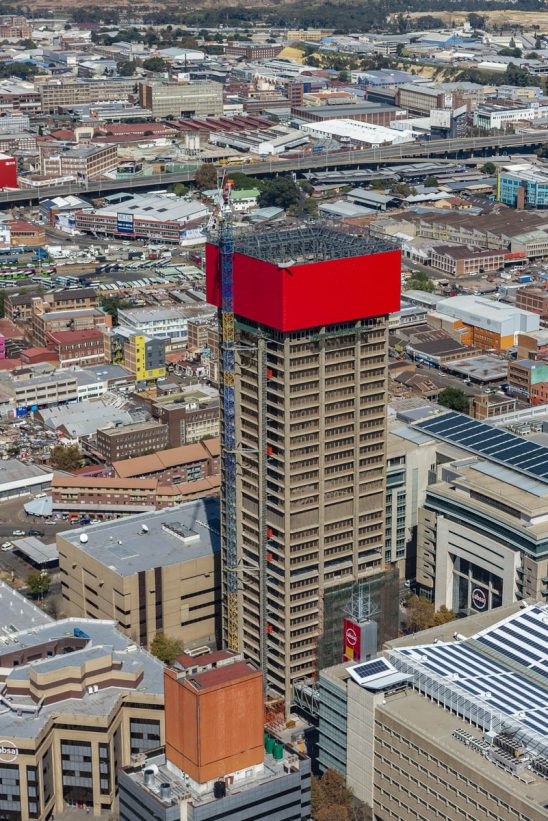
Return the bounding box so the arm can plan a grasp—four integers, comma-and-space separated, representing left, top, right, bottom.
207, 224, 401, 701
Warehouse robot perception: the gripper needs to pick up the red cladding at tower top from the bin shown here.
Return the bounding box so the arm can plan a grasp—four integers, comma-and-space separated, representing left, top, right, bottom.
206, 243, 401, 332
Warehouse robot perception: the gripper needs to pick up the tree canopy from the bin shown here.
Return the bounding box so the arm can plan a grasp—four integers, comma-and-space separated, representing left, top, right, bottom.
405, 269, 435, 293
311, 769, 371, 821
437, 387, 470, 414
195, 163, 218, 191
117, 60, 137, 76
150, 632, 183, 664
405, 596, 455, 633
50, 444, 83, 472
27, 571, 50, 598
258, 176, 301, 209
142, 56, 167, 73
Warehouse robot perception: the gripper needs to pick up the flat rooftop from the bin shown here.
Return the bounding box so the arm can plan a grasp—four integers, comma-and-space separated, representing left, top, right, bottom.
377, 688, 548, 810
0, 581, 53, 633
58, 498, 220, 575
0, 618, 164, 739
0, 460, 52, 486
389, 602, 548, 753
229, 224, 395, 265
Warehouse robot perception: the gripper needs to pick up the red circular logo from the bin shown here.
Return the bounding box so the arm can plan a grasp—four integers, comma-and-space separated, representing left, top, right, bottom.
471, 588, 488, 610
345, 626, 358, 646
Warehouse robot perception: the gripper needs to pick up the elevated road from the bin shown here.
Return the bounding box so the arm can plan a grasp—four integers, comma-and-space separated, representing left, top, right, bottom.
2, 131, 547, 206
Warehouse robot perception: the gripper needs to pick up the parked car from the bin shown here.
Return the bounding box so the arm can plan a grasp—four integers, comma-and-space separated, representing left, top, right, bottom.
28, 528, 44, 537
1, 542, 12, 551
12, 530, 24, 537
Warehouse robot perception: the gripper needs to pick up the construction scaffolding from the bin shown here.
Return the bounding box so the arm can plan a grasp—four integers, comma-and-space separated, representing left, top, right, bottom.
233, 223, 395, 266
220, 217, 239, 653
316, 568, 400, 671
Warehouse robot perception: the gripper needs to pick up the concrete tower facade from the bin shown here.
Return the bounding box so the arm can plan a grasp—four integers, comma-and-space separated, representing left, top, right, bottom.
207, 225, 401, 700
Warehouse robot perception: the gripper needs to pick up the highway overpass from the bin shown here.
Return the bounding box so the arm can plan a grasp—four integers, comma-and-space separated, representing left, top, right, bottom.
2, 131, 548, 207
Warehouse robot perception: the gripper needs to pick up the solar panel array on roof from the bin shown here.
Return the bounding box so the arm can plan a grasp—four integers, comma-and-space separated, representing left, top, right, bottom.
390, 605, 548, 745
414, 411, 548, 481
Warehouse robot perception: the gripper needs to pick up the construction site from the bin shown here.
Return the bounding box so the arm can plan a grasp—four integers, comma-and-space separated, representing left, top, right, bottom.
206, 184, 403, 723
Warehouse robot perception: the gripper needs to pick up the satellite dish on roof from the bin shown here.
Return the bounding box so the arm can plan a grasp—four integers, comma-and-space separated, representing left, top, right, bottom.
80, 533, 88, 544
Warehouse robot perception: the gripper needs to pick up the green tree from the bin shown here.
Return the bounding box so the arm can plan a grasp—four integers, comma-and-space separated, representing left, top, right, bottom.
170, 182, 189, 196
370, 179, 387, 190
27, 571, 50, 598
424, 175, 438, 187
338, 69, 350, 83
100, 295, 131, 325
50, 444, 83, 472
481, 161, 496, 175
405, 270, 435, 293
195, 162, 218, 191
437, 387, 470, 414
150, 632, 183, 663
19, 38, 37, 49
142, 56, 167, 73
228, 171, 261, 190
258, 176, 300, 209
117, 59, 137, 76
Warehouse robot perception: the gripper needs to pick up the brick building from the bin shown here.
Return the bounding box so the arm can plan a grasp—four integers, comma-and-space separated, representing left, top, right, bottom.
112, 439, 219, 485
225, 43, 283, 59
33, 307, 111, 348
46, 328, 105, 368
508, 358, 548, 399
156, 399, 220, 447
52, 474, 220, 520
516, 285, 548, 320
40, 143, 118, 182
430, 245, 506, 277
95, 420, 169, 463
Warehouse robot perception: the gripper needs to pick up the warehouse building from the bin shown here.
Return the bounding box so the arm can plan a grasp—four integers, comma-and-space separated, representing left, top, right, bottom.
299, 118, 414, 146
0, 459, 52, 500
429, 245, 506, 277
435, 294, 539, 350
58, 499, 221, 649
75, 193, 208, 244
291, 101, 406, 126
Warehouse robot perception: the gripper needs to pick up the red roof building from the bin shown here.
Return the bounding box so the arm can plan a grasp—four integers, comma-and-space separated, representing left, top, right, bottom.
46, 328, 105, 368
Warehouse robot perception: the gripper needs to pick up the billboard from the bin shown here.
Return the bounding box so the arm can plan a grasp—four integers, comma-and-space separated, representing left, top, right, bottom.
117, 212, 135, 235
343, 618, 362, 662
206, 243, 401, 332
